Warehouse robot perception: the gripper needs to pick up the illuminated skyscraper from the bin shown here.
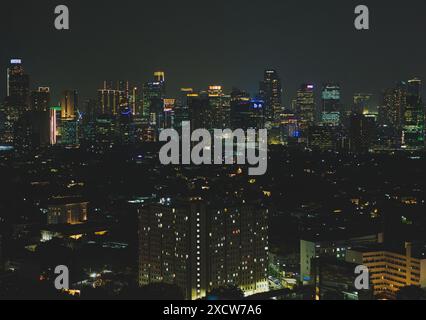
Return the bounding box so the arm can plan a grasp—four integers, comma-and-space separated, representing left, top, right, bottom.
60, 119, 79, 145
349, 113, 376, 153
187, 86, 231, 131
174, 88, 193, 131
230, 88, 264, 130
280, 110, 300, 145
58, 90, 79, 146
117, 105, 135, 145
98, 85, 122, 115
117, 80, 130, 106
93, 115, 117, 148
379, 82, 408, 148
50, 106, 61, 145
296, 84, 315, 131
60, 90, 78, 119
321, 83, 341, 126
154, 71, 165, 83
6, 59, 30, 112
30, 87, 51, 112
130, 86, 142, 115
142, 72, 166, 124
208, 85, 231, 129
402, 78, 424, 149
259, 69, 283, 123
142, 82, 163, 121
162, 98, 176, 129
382, 82, 407, 129
0, 97, 20, 144
353, 93, 374, 114
230, 88, 253, 130
1, 59, 30, 144
188, 91, 209, 130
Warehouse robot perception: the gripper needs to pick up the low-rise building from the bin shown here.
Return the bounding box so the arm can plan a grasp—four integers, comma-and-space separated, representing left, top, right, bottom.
47, 198, 88, 225
300, 233, 381, 284
346, 242, 426, 299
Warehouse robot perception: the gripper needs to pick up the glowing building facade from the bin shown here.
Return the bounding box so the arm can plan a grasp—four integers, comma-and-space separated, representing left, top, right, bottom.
347, 243, 426, 299
296, 83, 315, 132
138, 199, 269, 300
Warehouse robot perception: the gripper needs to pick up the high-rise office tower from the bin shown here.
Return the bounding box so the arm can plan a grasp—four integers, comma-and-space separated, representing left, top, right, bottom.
349, 113, 376, 153
117, 105, 135, 145
30, 87, 51, 112
154, 71, 165, 83
6, 59, 30, 112
93, 115, 117, 148
50, 106, 61, 145
382, 82, 407, 129
117, 80, 130, 107
161, 98, 175, 129
321, 83, 341, 126
174, 88, 193, 131
130, 86, 142, 115
60, 90, 78, 119
230, 88, 252, 130
308, 125, 336, 151
1, 59, 30, 144
402, 78, 424, 149
58, 90, 79, 146
380, 82, 408, 148
142, 82, 163, 121
60, 119, 79, 145
187, 87, 231, 131
138, 199, 269, 300
98, 86, 122, 115
0, 97, 20, 144
259, 69, 283, 123
280, 110, 300, 144
208, 86, 231, 129
78, 99, 97, 145
187, 91, 210, 130
296, 84, 315, 131
353, 93, 374, 114
102, 80, 113, 90
230, 88, 264, 130
142, 72, 166, 124
15, 86, 52, 151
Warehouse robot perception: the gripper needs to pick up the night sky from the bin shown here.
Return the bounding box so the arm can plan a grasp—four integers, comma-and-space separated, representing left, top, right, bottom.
2, 0, 426, 105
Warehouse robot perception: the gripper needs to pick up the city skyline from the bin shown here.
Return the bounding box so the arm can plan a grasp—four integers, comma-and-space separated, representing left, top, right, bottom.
2, 0, 426, 104
1, 57, 425, 112
1, 0, 425, 304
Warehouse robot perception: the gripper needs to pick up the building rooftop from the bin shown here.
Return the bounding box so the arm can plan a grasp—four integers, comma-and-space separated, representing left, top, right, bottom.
47, 196, 89, 206
349, 241, 426, 260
